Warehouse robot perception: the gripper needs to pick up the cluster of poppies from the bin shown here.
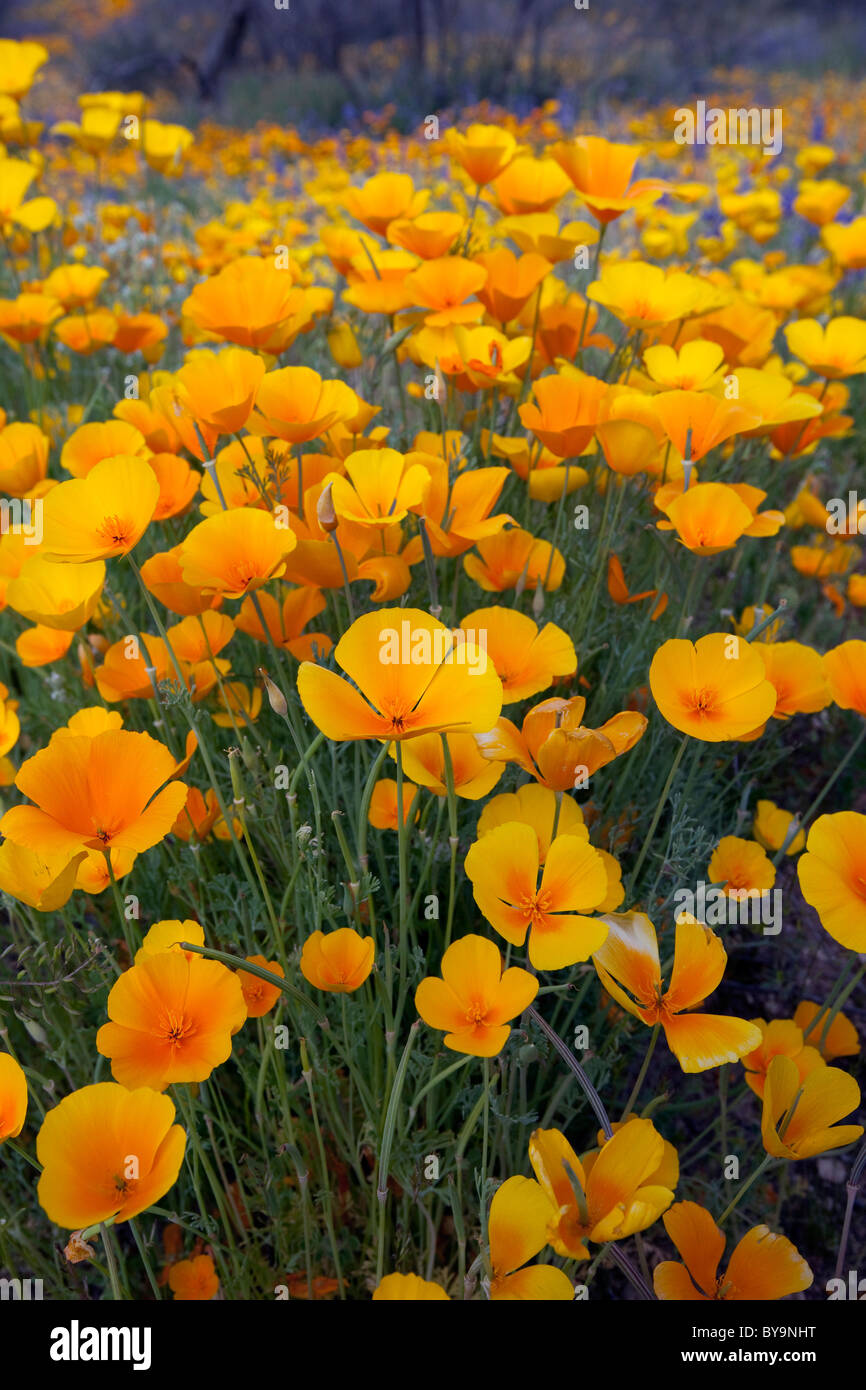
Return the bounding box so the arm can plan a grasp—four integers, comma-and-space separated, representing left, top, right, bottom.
0, 38, 864, 1301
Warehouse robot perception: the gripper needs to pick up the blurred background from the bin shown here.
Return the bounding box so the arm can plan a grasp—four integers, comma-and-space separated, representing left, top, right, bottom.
3, 0, 866, 130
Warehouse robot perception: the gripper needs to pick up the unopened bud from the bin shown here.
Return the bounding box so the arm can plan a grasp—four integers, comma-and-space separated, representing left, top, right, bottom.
227, 747, 246, 807
317, 481, 338, 533
259, 667, 288, 717
532, 576, 545, 619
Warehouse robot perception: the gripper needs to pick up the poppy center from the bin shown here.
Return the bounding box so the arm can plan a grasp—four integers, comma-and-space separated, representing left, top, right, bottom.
465, 1000, 489, 1026
160, 1010, 195, 1047
96, 513, 135, 547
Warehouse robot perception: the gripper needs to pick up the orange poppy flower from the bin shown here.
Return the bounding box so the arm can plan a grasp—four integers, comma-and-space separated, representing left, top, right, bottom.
0, 1051, 27, 1141
300, 928, 374, 993
237, 955, 284, 1018
0, 420, 50, 494
403, 256, 487, 328
96, 951, 247, 1090
741, 1019, 824, 1099
793, 1001, 859, 1062
134, 918, 205, 965
550, 136, 664, 224
654, 1202, 812, 1300
707, 836, 775, 895
487, 1175, 574, 1299
784, 316, 866, 379
140, 547, 224, 616
529, 1120, 675, 1259
0, 728, 187, 857
182, 256, 311, 354
395, 730, 502, 801
649, 634, 777, 742
387, 210, 464, 259
415, 934, 538, 1056
477, 783, 586, 865
447, 124, 518, 187
823, 639, 866, 715
761, 1055, 863, 1159
236, 586, 331, 660
464, 528, 565, 592
655, 481, 781, 555
519, 373, 608, 459
650, 391, 759, 461
297, 608, 502, 742
0, 840, 85, 912
592, 912, 762, 1072
465, 822, 608, 969
492, 157, 571, 216
168, 1253, 219, 1301
368, 777, 420, 830
343, 171, 428, 236
179, 509, 296, 599
753, 640, 830, 719
476, 695, 647, 789
41, 455, 159, 562
797, 811, 866, 952
459, 606, 575, 703
248, 365, 357, 445
473, 248, 551, 324
175, 347, 265, 436
37, 1083, 186, 1228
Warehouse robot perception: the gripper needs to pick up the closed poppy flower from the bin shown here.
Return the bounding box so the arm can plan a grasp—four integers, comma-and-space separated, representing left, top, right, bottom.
654, 1201, 812, 1301
248, 365, 357, 445
407, 455, 512, 558
298, 608, 502, 742
550, 136, 664, 224
650, 633, 777, 742
387, 210, 464, 260
237, 955, 284, 1018
649, 390, 759, 461
473, 249, 551, 324
741, 1018, 825, 1099
396, 730, 503, 801
793, 1001, 859, 1062
36, 1083, 186, 1229
0, 1051, 27, 1141
784, 316, 866, 379
96, 951, 247, 1090
179, 509, 296, 599
761, 1054, 863, 1159
0, 728, 187, 857
487, 1175, 574, 1299
465, 822, 608, 969
344, 171, 428, 237
823, 639, 866, 716
368, 777, 420, 830
459, 606, 575, 704
592, 912, 762, 1072
300, 928, 374, 994
0, 291, 62, 342
499, 213, 599, 265
797, 811, 866, 952
0, 39, 49, 98
140, 547, 224, 616
822, 217, 866, 271
492, 157, 571, 217
342, 248, 418, 316
40, 455, 159, 562
168, 1253, 219, 1301
175, 347, 265, 436
519, 373, 607, 459
182, 256, 312, 353
415, 934, 537, 1056
753, 800, 805, 856
707, 836, 776, 895
0, 420, 50, 495
54, 309, 118, 355
529, 1119, 675, 1260
448, 124, 519, 188
373, 1272, 450, 1300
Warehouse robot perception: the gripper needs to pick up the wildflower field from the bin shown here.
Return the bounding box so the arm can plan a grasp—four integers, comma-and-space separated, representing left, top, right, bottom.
1, 24, 866, 1316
